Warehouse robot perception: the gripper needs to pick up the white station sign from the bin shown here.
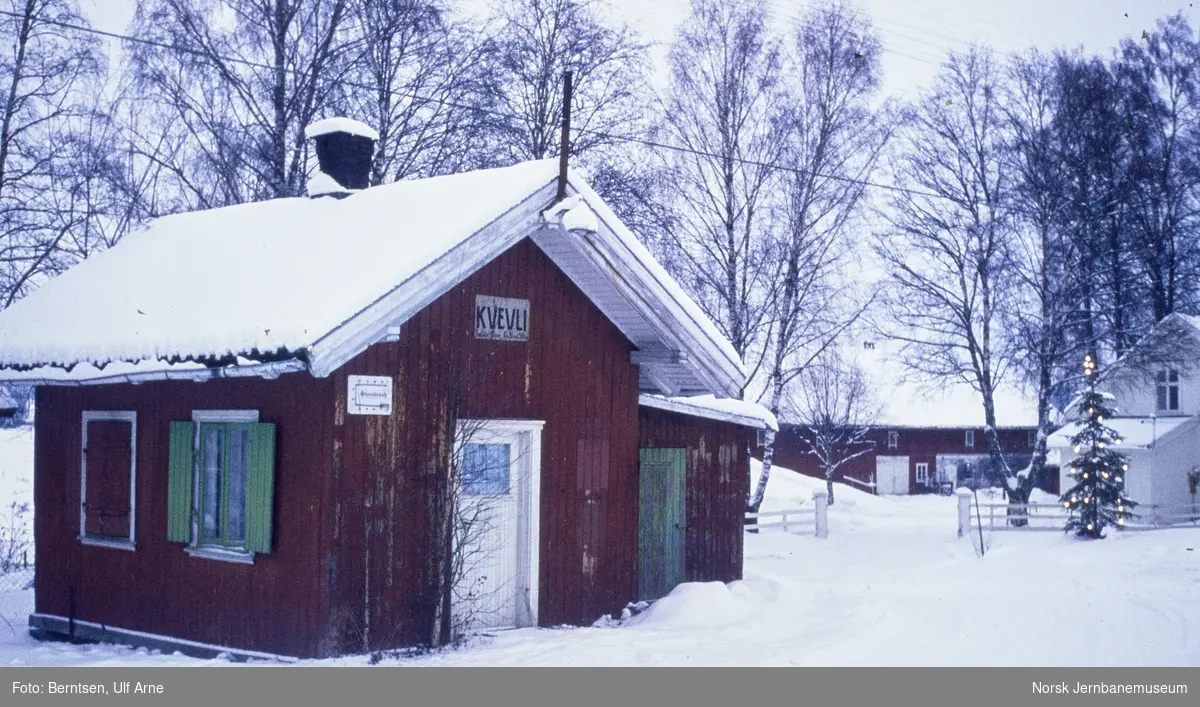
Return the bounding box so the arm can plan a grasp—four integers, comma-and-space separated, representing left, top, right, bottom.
347, 375, 393, 416
475, 295, 530, 342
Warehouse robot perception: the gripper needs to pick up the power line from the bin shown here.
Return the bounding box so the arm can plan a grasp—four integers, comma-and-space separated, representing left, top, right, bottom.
0, 6, 1044, 219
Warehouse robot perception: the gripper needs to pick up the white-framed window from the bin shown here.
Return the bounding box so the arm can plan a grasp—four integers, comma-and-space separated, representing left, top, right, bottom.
887, 431, 898, 449
166, 410, 276, 564
1156, 369, 1180, 411
915, 462, 929, 485
756, 428, 769, 448
80, 410, 137, 550
965, 430, 975, 448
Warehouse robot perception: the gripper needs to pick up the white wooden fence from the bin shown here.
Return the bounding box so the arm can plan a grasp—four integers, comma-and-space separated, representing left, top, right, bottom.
840, 476, 876, 493
746, 490, 829, 538
956, 489, 1199, 535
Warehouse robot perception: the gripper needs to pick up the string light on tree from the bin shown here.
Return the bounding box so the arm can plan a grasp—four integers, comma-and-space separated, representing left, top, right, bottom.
1059, 352, 1138, 539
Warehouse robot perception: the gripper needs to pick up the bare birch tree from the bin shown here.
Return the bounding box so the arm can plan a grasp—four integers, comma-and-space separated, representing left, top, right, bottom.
875, 47, 1022, 505
750, 0, 890, 512
127, 0, 352, 206
790, 350, 878, 506
1114, 13, 1200, 324
657, 0, 785, 380
1000, 49, 1079, 503
485, 0, 649, 162
333, 0, 495, 183
0, 0, 102, 306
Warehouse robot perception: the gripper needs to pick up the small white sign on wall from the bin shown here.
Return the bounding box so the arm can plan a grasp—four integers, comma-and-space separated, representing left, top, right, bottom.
347, 375, 393, 416
475, 295, 530, 342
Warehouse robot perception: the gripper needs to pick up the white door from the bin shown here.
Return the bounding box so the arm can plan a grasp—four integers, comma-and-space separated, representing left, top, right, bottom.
876, 456, 911, 495
453, 420, 542, 635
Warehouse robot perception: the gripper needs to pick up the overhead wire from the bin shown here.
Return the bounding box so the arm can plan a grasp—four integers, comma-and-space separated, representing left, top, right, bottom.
0, 6, 1058, 220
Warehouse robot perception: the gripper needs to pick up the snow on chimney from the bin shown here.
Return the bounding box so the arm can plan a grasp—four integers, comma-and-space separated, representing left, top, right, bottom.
304, 117, 379, 198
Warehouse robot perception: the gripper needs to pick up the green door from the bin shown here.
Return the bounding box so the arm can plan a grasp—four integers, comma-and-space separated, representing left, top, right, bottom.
638, 448, 686, 602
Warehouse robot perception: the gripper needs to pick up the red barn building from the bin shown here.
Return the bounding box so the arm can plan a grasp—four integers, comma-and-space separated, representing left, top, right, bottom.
765, 424, 1045, 496
0, 120, 775, 659
759, 341, 1048, 496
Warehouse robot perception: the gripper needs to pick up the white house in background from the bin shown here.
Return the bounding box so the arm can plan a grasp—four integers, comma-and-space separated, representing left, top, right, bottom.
1049, 313, 1200, 521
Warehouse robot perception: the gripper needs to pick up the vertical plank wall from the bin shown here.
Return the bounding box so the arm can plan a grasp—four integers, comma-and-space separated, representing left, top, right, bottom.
325, 237, 641, 653
637, 407, 752, 585
34, 375, 335, 657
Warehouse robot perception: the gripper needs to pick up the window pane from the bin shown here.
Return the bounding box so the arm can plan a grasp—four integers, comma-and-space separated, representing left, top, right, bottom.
1157, 386, 1168, 410
1170, 386, 1179, 411
201, 426, 223, 541
227, 427, 249, 545
462, 443, 510, 496
1157, 370, 1167, 383
1169, 369, 1179, 382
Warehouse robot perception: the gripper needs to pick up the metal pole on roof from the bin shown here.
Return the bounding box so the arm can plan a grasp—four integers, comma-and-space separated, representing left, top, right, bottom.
556, 70, 573, 203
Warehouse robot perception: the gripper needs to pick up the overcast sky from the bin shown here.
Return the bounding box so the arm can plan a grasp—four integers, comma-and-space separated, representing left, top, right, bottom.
81, 0, 1200, 97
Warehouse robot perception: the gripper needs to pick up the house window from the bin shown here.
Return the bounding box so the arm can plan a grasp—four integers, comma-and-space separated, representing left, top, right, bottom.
167, 411, 276, 562
756, 428, 770, 448
462, 443, 511, 496
1028, 429, 1038, 448
915, 462, 929, 485
887, 431, 898, 449
80, 411, 137, 550
1156, 369, 1180, 411
965, 430, 975, 448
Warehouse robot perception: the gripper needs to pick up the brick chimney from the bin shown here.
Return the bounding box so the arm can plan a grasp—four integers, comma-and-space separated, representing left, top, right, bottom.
304, 118, 379, 197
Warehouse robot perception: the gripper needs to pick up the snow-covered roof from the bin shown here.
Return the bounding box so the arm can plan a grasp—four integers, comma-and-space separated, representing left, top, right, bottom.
0, 159, 745, 397
304, 117, 379, 141
1047, 415, 1192, 450
851, 338, 1038, 429
639, 394, 778, 431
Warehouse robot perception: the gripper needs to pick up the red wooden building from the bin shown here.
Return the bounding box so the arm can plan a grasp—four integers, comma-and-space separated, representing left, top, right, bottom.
763, 424, 1046, 496
759, 338, 1048, 495
0, 120, 775, 659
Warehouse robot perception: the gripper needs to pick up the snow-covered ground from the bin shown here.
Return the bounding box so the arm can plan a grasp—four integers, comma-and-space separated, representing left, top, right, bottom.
0, 426, 33, 561
0, 435, 1197, 666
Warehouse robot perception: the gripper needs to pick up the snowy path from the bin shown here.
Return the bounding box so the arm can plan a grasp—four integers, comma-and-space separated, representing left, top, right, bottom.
0, 442, 1197, 666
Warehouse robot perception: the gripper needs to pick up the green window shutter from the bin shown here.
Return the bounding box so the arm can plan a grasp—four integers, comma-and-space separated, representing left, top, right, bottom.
245, 423, 277, 554
167, 421, 195, 543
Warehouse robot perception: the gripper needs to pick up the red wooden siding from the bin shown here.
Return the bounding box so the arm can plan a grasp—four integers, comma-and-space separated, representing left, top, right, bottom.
323, 237, 641, 654
763, 426, 876, 489
34, 375, 334, 658
637, 407, 750, 585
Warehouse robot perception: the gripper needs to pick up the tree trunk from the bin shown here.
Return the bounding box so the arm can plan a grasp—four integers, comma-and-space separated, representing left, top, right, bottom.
748, 430, 774, 514
749, 374, 785, 511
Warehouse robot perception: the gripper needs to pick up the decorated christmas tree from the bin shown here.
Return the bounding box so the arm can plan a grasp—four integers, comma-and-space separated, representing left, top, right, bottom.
1060, 352, 1137, 538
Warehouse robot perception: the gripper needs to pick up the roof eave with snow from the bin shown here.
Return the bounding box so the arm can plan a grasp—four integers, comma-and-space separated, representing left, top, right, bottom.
1047, 414, 1196, 450
0, 358, 307, 387
639, 394, 778, 431
0, 161, 746, 399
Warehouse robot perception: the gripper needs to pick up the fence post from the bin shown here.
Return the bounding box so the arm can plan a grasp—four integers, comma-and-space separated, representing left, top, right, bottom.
956, 488, 973, 538
812, 489, 829, 539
